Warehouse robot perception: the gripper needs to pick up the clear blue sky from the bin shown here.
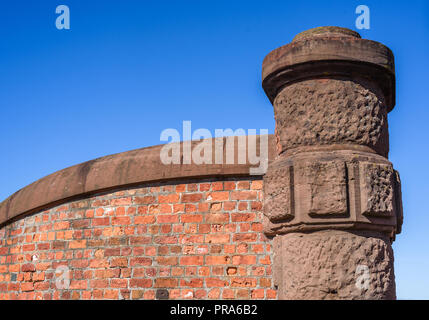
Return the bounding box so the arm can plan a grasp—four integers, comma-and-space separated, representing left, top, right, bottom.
0, 0, 428, 299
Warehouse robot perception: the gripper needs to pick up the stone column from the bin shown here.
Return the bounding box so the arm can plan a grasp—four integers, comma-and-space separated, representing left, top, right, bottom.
262, 27, 403, 300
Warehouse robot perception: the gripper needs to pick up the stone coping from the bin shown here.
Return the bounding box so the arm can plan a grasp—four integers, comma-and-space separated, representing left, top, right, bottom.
0, 135, 276, 227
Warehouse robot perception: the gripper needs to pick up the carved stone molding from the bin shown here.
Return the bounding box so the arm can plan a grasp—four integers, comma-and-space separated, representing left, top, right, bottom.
263, 152, 402, 241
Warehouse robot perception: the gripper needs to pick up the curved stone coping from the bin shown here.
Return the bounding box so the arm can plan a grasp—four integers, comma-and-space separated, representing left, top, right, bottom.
0, 135, 276, 227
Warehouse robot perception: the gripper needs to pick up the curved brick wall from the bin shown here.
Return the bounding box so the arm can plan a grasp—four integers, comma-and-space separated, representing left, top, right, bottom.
0, 26, 403, 300
0, 178, 276, 300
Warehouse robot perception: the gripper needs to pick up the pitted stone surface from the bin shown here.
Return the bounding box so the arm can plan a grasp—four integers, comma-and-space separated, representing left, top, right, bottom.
296, 160, 347, 216
273, 230, 396, 300
263, 165, 293, 222
273, 79, 389, 156
360, 162, 394, 217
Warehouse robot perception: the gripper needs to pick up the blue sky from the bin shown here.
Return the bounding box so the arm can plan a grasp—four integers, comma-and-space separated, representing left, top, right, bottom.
0, 0, 428, 299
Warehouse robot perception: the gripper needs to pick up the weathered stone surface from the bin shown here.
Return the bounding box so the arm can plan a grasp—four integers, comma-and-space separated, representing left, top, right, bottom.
273, 230, 396, 300
295, 160, 347, 217
262, 152, 401, 239
263, 165, 293, 222
274, 79, 389, 156
360, 162, 394, 217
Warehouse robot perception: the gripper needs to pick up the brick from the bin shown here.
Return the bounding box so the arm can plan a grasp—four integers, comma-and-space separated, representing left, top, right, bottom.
181, 278, 204, 288
232, 255, 257, 265
206, 213, 229, 223
133, 196, 156, 204
22, 264, 35, 272
37, 243, 50, 250
21, 282, 34, 292
199, 183, 211, 191
205, 234, 230, 244
130, 236, 151, 245
110, 258, 128, 268
231, 277, 257, 287
224, 182, 236, 190
22, 244, 35, 252
212, 182, 224, 191
182, 193, 203, 203
176, 184, 186, 192
154, 236, 177, 244
69, 240, 86, 249
250, 180, 263, 190
111, 197, 132, 206
207, 192, 229, 201
181, 214, 203, 223
206, 278, 228, 287
130, 258, 152, 266
111, 279, 128, 288
237, 181, 250, 189
104, 248, 121, 256
53, 221, 70, 230
251, 201, 263, 211
135, 215, 155, 224
206, 255, 231, 265
233, 233, 258, 242
71, 260, 89, 269
187, 184, 198, 192
154, 278, 178, 288
231, 191, 257, 200
89, 259, 109, 268
180, 256, 203, 266
156, 257, 178, 266
158, 194, 180, 203
111, 217, 131, 225
90, 279, 109, 288
91, 199, 110, 207
157, 215, 178, 223
208, 288, 221, 299
9, 264, 20, 272
52, 241, 66, 250
267, 289, 277, 299
93, 217, 110, 226
70, 280, 87, 290
210, 202, 222, 212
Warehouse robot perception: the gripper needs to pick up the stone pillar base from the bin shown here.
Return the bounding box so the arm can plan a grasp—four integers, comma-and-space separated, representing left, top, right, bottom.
273, 230, 396, 300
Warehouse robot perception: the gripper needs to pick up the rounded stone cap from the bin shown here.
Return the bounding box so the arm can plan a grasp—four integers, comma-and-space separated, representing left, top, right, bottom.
262, 26, 395, 111
292, 26, 361, 42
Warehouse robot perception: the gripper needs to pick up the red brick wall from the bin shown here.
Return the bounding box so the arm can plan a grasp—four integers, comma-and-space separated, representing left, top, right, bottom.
0, 178, 277, 300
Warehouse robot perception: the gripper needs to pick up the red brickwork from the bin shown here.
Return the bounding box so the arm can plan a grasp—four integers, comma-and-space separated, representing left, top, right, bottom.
0, 179, 276, 300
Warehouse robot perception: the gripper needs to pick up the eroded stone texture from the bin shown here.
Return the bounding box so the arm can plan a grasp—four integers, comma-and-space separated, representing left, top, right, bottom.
360, 162, 394, 217
295, 160, 347, 217
273, 230, 396, 300
273, 79, 389, 156
263, 165, 293, 222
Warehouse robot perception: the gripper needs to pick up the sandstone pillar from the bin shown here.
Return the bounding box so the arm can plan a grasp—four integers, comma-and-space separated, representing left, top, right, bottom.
262, 27, 403, 299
